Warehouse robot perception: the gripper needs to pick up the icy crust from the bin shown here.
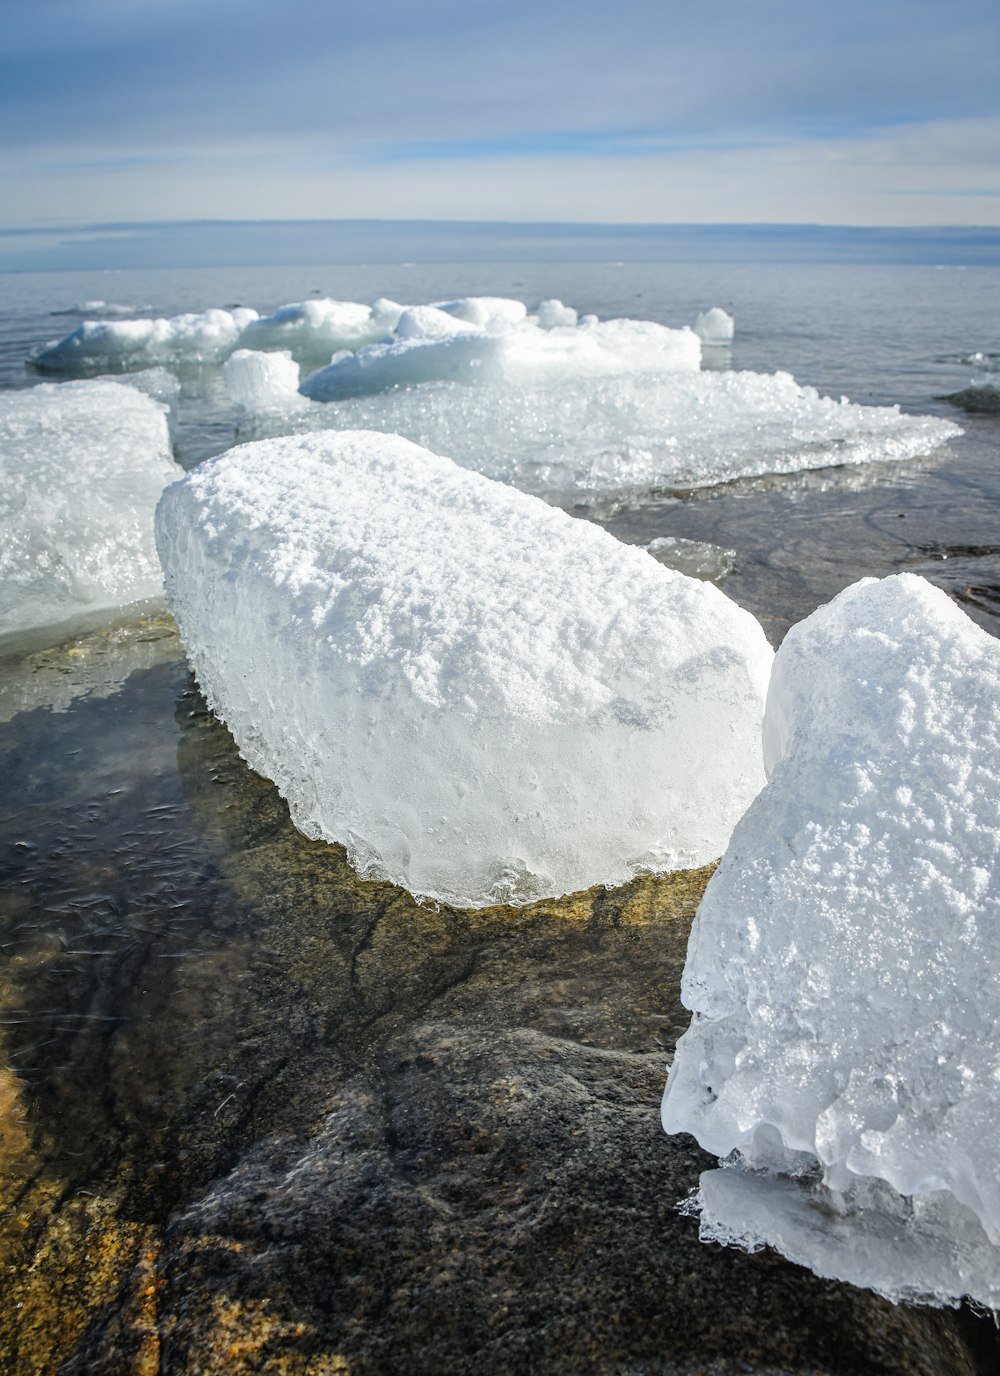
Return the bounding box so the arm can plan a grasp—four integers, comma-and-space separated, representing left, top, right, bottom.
235, 362, 961, 496
299, 312, 701, 399
662, 574, 1000, 1307
0, 379, 182, 650
156, 430, 773, 908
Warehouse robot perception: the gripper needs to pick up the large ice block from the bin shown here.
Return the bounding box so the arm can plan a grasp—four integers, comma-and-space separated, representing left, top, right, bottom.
662, 573, 1000, 1306
156, 430, 773, 908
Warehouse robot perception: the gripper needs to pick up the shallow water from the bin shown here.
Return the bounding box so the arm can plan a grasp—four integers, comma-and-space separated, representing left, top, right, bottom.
2, 257, 999, 1370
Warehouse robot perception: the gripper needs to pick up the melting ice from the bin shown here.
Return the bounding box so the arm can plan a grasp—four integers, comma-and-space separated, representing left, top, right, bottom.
662, 574, 1000, 1308
156, 430, 774, 909
0, 377, 182, 652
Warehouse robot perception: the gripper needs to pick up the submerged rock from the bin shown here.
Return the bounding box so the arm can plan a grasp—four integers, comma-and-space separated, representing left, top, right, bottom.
663, 573, 1000, 1307
156, 429, 773, 907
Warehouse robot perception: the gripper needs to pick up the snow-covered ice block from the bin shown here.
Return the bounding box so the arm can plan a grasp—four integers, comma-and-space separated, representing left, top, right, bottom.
299, 315, 701, 400
0, 379, 182, 651
156, 430, 773, 908
236, 297, 402, 359
32, 307, 259, 373
224, 349, 304, 411
662, 573, 1000, 1306
694, 307, 735, 344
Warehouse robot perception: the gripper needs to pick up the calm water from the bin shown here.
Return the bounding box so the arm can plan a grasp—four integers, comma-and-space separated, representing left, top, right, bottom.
1, 257, 999, 1366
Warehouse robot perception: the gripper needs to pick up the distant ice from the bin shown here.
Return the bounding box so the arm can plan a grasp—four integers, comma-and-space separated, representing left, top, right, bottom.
32, 307, 260, 373
662, 574, 1000, 1307
1, 379, 182, 652
157, 430, 773, 908
694, 308, 735, 344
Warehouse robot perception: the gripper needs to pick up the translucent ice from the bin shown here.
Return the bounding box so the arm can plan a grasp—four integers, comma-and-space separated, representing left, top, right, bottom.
156, 430, 773, 908
32, 307, 259, 373
694, 308, 735, 344
645, 536, 736, 585
662, 573, 1000, 1307
259, 366, 960, 498
1, 379, 182, 651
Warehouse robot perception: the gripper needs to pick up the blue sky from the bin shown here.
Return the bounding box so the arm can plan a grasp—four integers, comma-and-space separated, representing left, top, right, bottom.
2, 0, 999, 230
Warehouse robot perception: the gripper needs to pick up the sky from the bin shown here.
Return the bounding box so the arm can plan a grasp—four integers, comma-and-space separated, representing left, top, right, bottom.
2, 0, 999, 234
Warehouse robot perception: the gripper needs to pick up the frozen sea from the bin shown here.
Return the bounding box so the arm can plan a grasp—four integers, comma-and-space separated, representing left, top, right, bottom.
2, 247, 1000, 1366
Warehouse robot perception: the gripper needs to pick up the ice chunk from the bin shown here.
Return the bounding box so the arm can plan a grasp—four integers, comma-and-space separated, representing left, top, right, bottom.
278, 366, 960, 497
299, 315, 701, 400
156, 430, 773, 908
1, 379, 182, 652
236, 297, 402, 360
694, 308, 735, 344
31, 307, 259, 373
534, 299, 579, 329
224, 349, 304, 411
662, 573, 1000, 1307
645, 536, 736, 584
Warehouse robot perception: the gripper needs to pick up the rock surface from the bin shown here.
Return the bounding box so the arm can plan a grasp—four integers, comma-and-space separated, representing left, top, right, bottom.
1, 646, 997, 1374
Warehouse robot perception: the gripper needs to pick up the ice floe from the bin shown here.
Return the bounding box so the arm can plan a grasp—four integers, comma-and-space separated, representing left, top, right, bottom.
1, 378, 182, 652
156, 430, 774, 908
32, 307, 260, 373
662, 573, 1000, 1307
237, 362, 960, 498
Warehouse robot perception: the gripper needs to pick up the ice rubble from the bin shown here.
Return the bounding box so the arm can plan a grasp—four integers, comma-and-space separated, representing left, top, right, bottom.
156, 430, 773, 909
662, 573, 1000, 1307
0, 378, 182, 652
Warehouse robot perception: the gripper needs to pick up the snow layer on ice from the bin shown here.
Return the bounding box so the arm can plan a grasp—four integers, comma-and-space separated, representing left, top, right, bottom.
662, 573, 1000, 1307
156, 430, 773, 908
241, 364, 960, 497
1, 379, 182, 651
32, 308, 260, 372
